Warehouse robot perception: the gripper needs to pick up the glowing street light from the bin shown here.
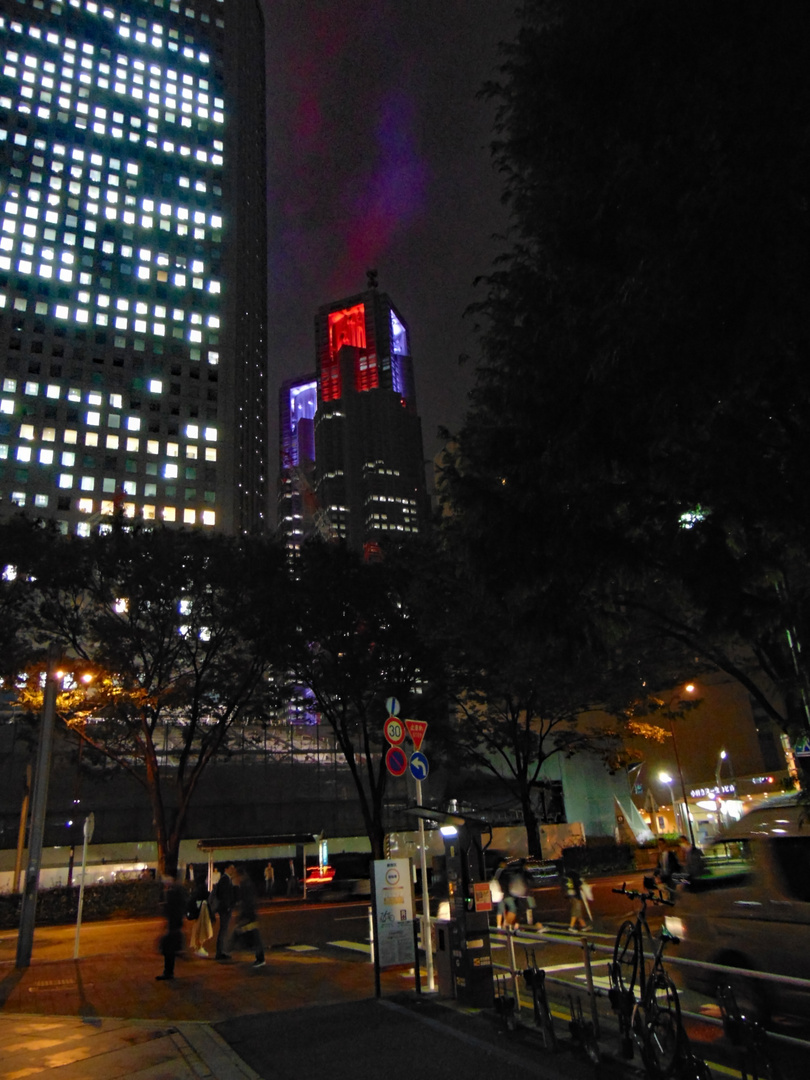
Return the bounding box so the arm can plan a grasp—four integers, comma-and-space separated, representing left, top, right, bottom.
659, 771, 678, 832
665, 684, 698, 847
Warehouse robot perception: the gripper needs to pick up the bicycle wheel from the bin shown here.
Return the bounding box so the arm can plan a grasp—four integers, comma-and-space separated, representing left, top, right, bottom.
613, 920, 639, 995
641, 971, 682, 1078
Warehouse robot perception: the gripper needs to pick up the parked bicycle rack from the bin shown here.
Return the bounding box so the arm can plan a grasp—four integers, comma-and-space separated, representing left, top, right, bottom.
488, 924, 810, 1073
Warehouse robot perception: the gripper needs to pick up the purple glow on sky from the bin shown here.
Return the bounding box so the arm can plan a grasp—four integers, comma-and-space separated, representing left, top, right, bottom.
266, 3, 516, 519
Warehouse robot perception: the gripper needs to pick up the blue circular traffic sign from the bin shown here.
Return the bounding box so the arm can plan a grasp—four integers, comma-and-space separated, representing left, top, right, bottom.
409, 751, 429, 781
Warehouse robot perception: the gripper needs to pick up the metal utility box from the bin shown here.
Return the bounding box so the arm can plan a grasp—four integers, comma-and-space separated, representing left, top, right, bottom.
442, 821, 494, 1009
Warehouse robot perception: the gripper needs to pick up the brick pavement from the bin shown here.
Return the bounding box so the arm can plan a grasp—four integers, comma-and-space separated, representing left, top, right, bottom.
0, 916, 602, 1080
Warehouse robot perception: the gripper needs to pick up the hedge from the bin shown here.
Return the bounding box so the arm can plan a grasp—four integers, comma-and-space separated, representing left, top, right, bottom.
0, 880, 168, 930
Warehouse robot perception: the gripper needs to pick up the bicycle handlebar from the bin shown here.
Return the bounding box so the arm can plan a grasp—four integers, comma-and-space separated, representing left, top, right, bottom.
612, 881, 674, 906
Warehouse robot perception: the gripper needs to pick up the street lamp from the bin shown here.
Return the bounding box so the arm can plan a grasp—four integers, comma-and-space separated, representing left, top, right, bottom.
715, 748, 734, 788
659, 771, 678, 833
665, 685, 698, 848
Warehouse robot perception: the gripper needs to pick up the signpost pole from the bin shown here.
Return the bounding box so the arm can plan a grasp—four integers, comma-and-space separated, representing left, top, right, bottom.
73, 811, 94, 959
415, 777, 435, 992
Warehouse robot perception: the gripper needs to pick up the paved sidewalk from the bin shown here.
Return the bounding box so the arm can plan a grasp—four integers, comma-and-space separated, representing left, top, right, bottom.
0, 915, 603, 1080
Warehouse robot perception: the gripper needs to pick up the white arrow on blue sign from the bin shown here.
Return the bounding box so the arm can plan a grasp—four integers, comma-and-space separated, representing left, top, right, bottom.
409, 751, 429, 781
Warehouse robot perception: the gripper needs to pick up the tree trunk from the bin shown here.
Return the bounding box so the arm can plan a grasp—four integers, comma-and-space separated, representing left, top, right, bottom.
521, 793, 543, 859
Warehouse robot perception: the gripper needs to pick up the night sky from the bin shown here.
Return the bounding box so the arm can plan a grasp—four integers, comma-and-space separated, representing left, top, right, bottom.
264, 2, 517, 507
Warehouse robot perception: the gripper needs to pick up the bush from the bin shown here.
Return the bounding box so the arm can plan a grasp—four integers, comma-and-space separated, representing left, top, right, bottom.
561, 837, 635, 876
0, 880, 167, 930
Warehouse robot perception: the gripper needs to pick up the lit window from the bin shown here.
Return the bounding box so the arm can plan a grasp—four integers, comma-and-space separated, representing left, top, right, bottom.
149, 379, 163, 393
126, 417, 141, 432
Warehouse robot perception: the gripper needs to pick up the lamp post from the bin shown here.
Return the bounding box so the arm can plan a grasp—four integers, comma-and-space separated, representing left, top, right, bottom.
659, 772, 678, 833
665, 686, 698, 848
16, 644, 62, 969
715, 748, 734, 789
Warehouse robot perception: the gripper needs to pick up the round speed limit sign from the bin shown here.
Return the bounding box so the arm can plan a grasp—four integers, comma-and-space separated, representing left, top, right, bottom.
384, 716, 405, 746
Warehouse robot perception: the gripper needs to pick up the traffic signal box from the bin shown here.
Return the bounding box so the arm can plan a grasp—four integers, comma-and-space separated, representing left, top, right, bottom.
442, 822, 494, 1008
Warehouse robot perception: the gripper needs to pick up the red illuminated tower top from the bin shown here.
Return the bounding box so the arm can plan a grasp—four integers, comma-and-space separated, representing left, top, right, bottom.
312, 281, 427, 550
315, 284, 417, 409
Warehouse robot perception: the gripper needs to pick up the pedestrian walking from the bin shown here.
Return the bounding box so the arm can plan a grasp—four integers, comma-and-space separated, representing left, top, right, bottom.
655, 838, 682, 898
286, 858, 298, 896
234, 865, 265, 968
264, 860, 275, 897
213, 863, 236, 960
156, 876, 185, 980
565, 869, 592, 932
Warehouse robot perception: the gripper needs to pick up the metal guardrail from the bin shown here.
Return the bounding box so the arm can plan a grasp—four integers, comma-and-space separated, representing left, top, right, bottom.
489, 924, 810, 1052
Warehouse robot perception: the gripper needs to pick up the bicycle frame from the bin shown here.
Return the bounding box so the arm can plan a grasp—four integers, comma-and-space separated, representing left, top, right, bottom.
611, 879, 684, 1078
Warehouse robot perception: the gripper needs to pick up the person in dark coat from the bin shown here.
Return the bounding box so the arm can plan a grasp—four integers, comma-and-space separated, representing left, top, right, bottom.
234, 865, 265, 968
214, 864, 236, 960
156, 876, 185, 980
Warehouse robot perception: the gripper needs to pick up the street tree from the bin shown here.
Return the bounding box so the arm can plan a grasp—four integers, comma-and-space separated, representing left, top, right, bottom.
9, 524, 290, 876
420, 528, 678, 856
285, 540, 445, 859
450, 0, 810, 746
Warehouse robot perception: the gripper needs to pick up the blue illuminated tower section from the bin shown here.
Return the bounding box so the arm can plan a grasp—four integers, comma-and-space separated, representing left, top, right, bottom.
278, 373, 317, 550
314, 285, 428, 551
0, 0, 267, 535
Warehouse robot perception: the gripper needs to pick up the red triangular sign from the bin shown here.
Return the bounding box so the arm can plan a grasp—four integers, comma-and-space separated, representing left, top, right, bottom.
405, 719, 428, 752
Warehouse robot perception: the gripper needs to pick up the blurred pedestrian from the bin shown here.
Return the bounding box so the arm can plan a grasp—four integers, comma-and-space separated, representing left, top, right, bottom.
264, 861, 275, 897
234, 865, 265, 968
214, 863, 236, 960
156, 875, 185, 981
678, 835, 706, 884
565, 869, 592, 932
655, 838, 682, 898
286, 858, 298, 896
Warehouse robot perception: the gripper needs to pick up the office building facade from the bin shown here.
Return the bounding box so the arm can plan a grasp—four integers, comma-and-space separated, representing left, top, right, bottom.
311, 285, 428, 551
0, 0, 267, 535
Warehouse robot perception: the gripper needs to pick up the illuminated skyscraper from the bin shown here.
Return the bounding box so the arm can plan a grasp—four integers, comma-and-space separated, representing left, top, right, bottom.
277, 372, 318, 550
0, 0, 267, 535
312, 284, 428, 551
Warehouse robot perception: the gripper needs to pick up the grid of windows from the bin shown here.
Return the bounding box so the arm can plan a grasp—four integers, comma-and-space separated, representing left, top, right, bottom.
0, 0, 255, 534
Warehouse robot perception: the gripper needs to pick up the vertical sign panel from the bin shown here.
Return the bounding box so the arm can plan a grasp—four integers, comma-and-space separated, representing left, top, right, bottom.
372, 858, 415, 968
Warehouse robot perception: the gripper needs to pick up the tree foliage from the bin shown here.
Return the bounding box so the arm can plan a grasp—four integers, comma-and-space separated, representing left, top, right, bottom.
284, 540, 447, 859
3, 521, 290, 875
449, 0, 810, 749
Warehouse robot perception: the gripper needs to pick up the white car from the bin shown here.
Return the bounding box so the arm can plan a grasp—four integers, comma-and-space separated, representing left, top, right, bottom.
665, 795, 810, 1020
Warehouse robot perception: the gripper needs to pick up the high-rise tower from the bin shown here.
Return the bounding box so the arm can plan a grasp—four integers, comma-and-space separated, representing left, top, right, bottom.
0, 0, 267, 535
312, 284, 428, 551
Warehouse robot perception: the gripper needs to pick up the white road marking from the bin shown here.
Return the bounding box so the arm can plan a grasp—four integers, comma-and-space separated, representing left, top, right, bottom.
328, 939, 371, 954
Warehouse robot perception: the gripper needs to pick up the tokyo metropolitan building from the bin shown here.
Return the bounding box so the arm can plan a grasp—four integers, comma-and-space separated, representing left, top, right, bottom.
0, 0, 268, 535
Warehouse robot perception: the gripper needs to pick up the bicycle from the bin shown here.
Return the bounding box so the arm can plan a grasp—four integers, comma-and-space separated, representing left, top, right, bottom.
609, 877, 684, 1078
522, 949, 557, 1050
